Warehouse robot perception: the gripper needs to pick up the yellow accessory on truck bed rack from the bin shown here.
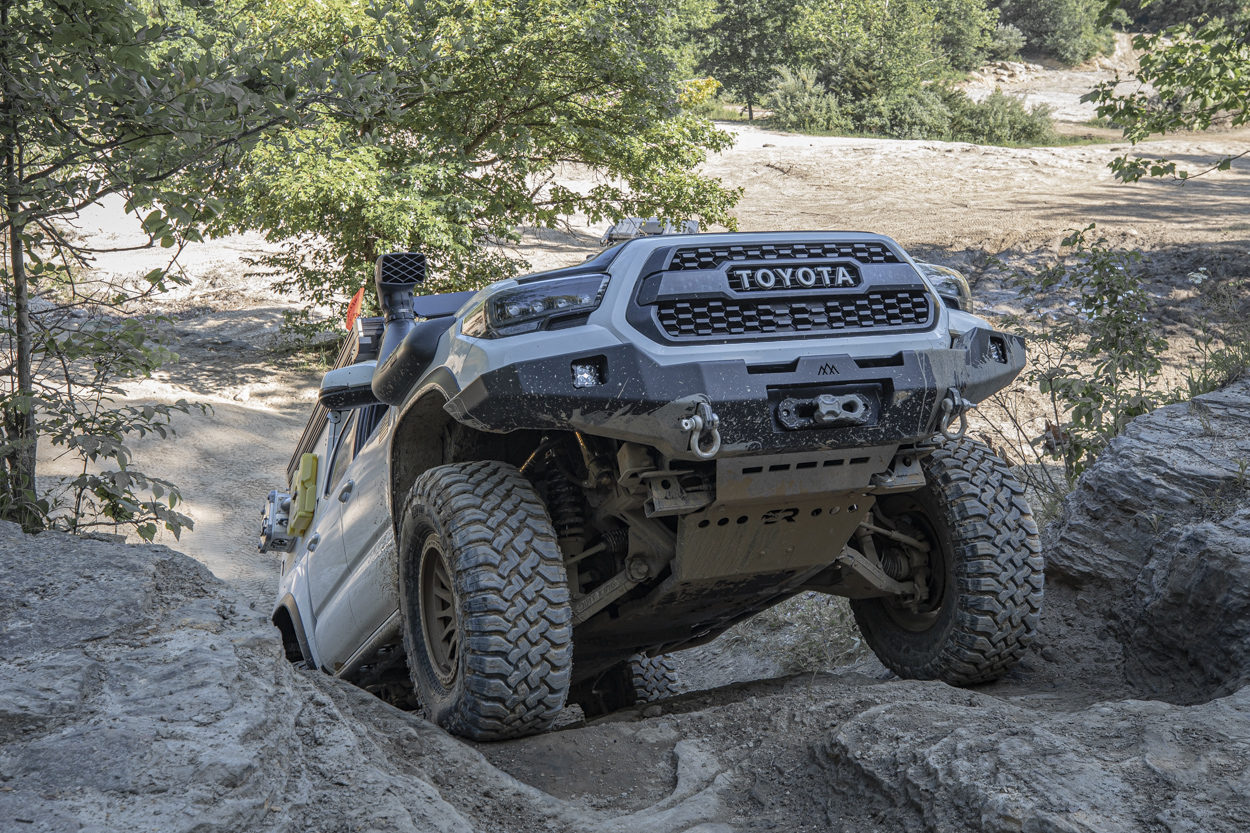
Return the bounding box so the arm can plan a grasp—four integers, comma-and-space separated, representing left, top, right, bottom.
288, 453, 318, 536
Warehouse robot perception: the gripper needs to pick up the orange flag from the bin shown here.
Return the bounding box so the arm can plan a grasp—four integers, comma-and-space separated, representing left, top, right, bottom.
345, 287, 365, 331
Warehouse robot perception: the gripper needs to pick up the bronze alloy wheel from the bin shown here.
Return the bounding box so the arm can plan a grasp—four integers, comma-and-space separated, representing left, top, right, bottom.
850, 438, 1044, 685
419, 537, 459, 687
398, 460, 572, 740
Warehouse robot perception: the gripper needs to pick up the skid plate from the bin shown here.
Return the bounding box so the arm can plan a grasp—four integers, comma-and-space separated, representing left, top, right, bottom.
675, 494, 875, 582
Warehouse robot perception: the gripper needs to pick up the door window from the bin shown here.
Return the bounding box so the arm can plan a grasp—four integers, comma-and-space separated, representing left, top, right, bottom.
325, 411, 358, 497
355, 403, 388, 448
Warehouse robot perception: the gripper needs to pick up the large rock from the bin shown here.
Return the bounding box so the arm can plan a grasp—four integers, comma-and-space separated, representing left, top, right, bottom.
1048, 381, 1250, 703
806, 679, 1250, 833
0, 524, 488, 832
0, 524, 738, 833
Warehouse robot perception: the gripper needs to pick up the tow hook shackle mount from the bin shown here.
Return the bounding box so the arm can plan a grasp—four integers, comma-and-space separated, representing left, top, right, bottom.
681, 401, 722, 460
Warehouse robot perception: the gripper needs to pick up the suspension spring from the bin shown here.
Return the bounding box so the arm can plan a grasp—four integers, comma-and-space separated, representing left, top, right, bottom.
599, 528, 629, 561
878, 547, 911, 581
547, 459, 586, 557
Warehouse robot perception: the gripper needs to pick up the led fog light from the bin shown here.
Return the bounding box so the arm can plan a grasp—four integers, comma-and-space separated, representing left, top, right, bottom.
989, 336, 1007, 364
571, 358, 605, 388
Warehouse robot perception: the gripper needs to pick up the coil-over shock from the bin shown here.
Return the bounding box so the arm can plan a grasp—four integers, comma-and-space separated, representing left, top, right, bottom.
547, 453, 586, 558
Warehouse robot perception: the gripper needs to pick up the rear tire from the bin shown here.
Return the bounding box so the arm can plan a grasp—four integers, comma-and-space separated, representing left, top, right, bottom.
398, 460, 572, 740
571, 653, 680, 718
851, 438, 1043, 685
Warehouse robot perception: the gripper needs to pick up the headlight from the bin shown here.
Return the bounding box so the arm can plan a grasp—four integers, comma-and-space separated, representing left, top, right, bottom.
916, 262, 973, 314
462, 274, 610, 338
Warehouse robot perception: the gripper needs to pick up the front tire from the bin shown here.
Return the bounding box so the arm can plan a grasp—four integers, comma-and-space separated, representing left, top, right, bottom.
851, 438, 1043, 685
398, 460, 572, 740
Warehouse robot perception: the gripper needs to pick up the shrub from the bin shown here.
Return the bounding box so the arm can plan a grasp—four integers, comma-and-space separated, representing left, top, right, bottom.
680, 76, 744, 121
1001, 225, 1170, 481
764, 75, 1056, 147
945, 88, 1055, 145
848, 87, 953, 140
764, 67, 852, 133
1182, 274, 1250, 399
988, 23, 1028, 60
995, 0, 1114, 65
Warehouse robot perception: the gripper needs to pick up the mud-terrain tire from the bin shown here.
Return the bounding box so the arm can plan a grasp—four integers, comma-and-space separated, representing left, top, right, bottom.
851, 438, 1043, 685
571, 653, 680, 718
631, 653, 681, 702
398, 460, 572, 740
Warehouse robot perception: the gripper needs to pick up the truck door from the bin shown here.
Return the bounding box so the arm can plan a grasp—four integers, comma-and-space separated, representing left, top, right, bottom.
307, 409, 362, 669
337, 405, 401, 643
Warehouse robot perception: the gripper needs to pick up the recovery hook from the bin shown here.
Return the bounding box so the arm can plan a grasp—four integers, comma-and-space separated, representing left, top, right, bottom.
938, 387, 970, 442
681, 401, 722, 459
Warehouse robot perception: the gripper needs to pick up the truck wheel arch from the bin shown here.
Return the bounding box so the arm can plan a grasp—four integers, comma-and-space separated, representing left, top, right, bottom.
389, 383, 456, 534
272, 595, 314, 667
386, 372, 559, 537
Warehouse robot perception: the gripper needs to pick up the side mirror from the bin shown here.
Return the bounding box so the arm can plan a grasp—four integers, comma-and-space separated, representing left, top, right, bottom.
319, 362, 381, 410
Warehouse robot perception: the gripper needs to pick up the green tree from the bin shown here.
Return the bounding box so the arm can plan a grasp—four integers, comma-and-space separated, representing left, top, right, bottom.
669, 0, 720, 79
215, 0, 741, 309
0, 0, 353, 535
1085, 2, 1250, 181
765, 67, 851, 133
696, 0, 800, 120
1117, 0, 1246, 28
994, 0, 1114, 64
795, 0, 948, 101
935, 0, 998, 70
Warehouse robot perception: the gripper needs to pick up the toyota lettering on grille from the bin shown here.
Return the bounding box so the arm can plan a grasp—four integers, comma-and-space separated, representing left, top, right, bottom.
729, 263, 861, 292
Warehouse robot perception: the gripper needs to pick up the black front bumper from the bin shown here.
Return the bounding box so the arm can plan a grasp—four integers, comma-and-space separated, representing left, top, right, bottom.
444, 327, 1025, 459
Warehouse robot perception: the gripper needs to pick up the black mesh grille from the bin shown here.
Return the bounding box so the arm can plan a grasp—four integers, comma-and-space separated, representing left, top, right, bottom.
669, 242, 899, 271
376, 252, 427, 286
656, 290, 932, 339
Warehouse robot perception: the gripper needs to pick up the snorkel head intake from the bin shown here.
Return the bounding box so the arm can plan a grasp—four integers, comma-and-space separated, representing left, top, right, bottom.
374, 252, 426, 366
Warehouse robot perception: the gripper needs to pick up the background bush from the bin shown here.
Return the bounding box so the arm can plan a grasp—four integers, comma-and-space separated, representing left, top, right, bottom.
993, 0, 1116, 64
946, 89, 1056, 144
988, 23, 1028, 60
935, 0, 999, 70
848, 87, 955, 140
765, 70, 1055, 146
764, 67, 851, 133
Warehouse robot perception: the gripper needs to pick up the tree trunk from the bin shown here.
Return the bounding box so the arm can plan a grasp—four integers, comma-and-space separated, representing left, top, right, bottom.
4, 214, 38, 529
747, 101, 754, 121
1, 0, 41, 529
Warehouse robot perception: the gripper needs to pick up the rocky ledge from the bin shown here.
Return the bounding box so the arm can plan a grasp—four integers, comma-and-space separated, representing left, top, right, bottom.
1, 383, 1248, 833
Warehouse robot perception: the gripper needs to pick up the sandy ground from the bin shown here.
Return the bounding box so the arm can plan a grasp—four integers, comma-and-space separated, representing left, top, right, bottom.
962, 33, 1146, 126
39, 54, 1250, 670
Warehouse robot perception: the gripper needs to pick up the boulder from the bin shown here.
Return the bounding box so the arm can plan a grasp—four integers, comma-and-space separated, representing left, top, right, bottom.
0, 525, 737, 833
1048, 381, 1250, 703
806, 679, 1250, 833
0, 525, 489, 832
